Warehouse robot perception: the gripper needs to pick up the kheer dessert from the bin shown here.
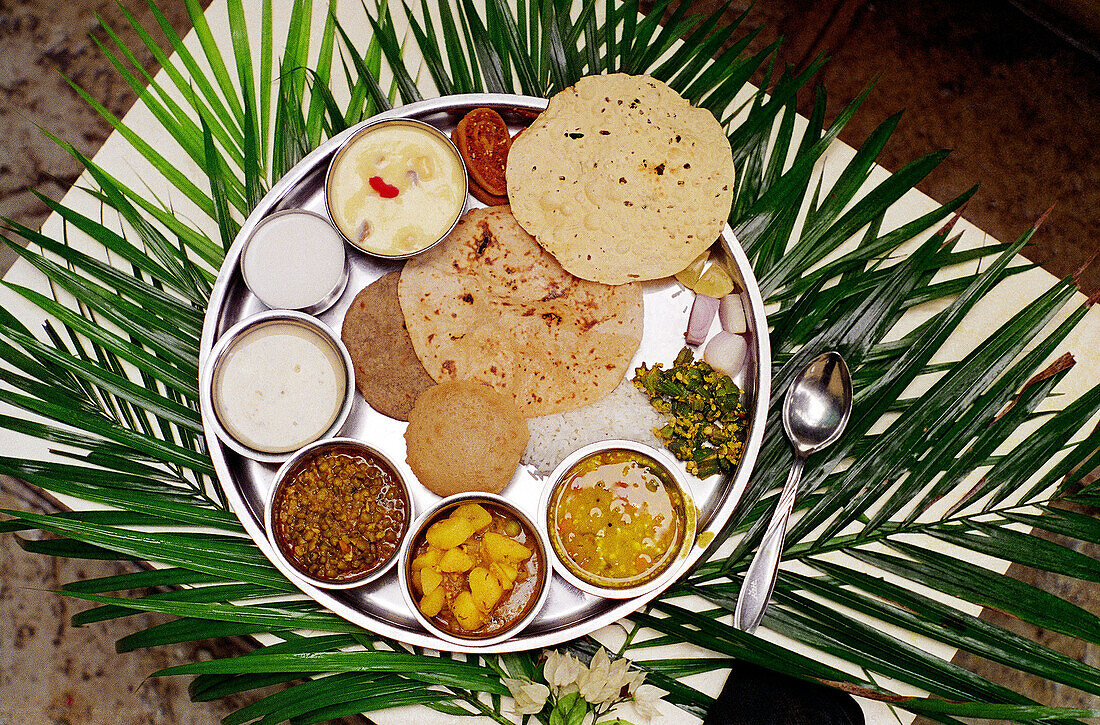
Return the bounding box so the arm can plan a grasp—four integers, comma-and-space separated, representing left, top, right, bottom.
507, 74, 736, 284
327, 119, 466, 257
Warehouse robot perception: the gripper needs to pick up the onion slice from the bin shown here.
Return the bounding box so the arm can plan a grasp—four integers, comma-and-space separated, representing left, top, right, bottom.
719, 294, 747, 334
686, 294, 719, 346
704, 331, 749, 380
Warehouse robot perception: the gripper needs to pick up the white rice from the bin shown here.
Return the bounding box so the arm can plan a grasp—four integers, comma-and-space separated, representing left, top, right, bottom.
522, 379, 666, 476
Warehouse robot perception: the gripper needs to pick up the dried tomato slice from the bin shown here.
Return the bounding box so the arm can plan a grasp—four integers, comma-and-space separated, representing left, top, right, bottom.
467, 178, 508, 207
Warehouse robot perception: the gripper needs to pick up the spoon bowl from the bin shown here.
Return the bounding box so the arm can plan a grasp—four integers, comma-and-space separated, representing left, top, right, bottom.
783, 351, 853, 456
734, 351, 853, 633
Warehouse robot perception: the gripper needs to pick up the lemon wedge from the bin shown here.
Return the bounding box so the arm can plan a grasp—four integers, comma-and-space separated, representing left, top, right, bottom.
694, 262, 735, 298
674, 251, 735, 298
674, 251, 709, 288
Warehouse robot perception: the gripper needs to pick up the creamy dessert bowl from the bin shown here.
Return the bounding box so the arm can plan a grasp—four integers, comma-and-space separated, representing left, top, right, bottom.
325, 118, 468, 259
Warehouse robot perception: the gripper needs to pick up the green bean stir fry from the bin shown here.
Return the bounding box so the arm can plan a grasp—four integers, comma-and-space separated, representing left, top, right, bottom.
633, 347, 748, 478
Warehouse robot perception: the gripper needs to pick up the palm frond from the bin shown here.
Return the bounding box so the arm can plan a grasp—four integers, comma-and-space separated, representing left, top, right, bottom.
2, 1, 1098, 723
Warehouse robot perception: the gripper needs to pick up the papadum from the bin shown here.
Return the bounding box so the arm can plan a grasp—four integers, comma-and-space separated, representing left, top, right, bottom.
507, 73, 735, 285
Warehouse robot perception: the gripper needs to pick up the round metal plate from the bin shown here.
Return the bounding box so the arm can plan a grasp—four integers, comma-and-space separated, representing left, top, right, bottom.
199, 93, 771, 653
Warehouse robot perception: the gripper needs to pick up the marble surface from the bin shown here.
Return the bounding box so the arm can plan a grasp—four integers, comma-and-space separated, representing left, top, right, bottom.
1, 1, 1098, 723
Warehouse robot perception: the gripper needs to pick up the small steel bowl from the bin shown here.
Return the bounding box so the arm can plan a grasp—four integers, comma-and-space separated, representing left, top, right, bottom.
264, 437, 413, 590
200, 310, 355, 463
539, 439, 698, 600
239, 209, 348, 315
398, 492, 551, 648
325, 118, 468, 260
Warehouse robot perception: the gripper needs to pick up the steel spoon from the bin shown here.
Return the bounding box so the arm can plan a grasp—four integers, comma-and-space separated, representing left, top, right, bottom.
734, 351, 853, 633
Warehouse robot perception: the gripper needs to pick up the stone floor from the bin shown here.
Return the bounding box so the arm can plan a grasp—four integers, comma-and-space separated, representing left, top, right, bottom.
735, 0, 1100, 297
1, 1, 1098, 723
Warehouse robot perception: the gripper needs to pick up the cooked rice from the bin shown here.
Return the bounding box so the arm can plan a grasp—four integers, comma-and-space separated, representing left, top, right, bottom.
522, 378, 666, 476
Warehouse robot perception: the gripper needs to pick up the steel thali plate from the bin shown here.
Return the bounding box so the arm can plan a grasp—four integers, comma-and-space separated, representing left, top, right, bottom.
199, 93, 772, 653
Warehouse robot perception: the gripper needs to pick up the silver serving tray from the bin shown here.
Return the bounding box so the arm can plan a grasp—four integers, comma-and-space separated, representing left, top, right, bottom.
199, 93, 771, 653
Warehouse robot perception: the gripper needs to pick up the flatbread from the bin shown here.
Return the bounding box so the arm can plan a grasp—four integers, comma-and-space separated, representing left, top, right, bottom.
340, 272, 436, 421
398, 206, 643, 417
507, 73, 735, 284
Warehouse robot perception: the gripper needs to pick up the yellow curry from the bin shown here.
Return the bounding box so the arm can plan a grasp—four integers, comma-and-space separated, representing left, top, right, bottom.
549, 449, 687, 588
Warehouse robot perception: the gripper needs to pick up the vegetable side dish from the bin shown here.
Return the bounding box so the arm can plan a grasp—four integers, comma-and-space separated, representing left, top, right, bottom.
273, 448, 408, 582
634, 347, 748, 478
549, 448, 687, 587
409, 502, 542, 637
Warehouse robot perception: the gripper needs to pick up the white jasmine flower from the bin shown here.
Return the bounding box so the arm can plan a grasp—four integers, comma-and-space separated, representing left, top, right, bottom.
631, 684, 669, 721
624, 669, 647, 695
543, 649, 586, 694
577, 648, 631, 704
503, 677, 550, 715
577, 648, 611, 702
607, 653, 633, 692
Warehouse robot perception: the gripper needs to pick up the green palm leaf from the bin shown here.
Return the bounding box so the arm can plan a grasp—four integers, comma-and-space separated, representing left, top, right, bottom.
2, 1, 1099, 723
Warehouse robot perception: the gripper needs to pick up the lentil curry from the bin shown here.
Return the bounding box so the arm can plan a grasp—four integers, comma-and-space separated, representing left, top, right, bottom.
273, 446, 408, 583
549, 448, 687, 588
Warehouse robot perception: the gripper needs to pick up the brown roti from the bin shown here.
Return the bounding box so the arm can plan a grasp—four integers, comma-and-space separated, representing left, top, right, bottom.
398, 206, 643, 417
507, 73, 735, 284
340, 272, 436, 421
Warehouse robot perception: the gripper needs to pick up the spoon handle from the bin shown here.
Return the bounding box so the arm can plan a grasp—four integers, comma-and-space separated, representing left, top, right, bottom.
734, 455, 806, 633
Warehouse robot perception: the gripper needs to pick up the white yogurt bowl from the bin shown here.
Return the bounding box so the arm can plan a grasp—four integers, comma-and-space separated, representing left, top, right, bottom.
200, 310, 355, 463
239, 210, 348, 314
